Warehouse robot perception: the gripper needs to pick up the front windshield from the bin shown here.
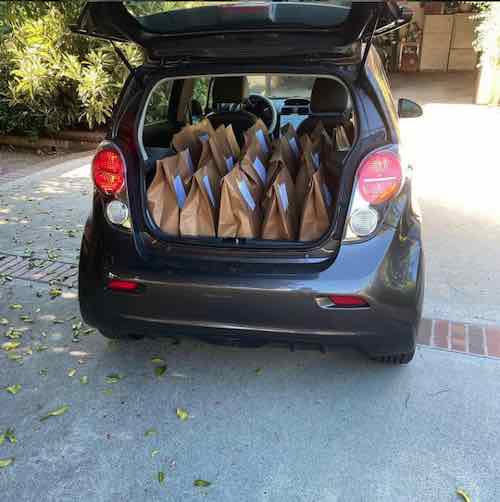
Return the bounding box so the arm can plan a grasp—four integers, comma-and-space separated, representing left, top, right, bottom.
247, 75, 316, 99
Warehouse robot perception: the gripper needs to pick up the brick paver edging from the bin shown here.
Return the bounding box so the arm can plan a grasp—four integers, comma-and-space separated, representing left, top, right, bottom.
418, 318, 500, 358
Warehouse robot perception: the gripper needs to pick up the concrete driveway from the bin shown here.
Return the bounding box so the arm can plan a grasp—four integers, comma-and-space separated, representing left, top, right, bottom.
392, 71, 500, 324
1, 72, 500, 501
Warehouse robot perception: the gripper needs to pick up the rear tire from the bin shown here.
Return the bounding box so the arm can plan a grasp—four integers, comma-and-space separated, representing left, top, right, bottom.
369, 349, 415, 364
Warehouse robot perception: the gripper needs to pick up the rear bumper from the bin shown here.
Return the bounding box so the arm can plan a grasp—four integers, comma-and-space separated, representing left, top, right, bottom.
79, 213, 424, 353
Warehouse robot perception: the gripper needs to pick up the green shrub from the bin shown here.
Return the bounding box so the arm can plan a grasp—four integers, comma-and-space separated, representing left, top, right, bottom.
0, 1, 202, 137
0, 2, 143, 136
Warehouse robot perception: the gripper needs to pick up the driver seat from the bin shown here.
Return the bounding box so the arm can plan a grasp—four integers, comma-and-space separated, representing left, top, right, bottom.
207, 76, 257, 146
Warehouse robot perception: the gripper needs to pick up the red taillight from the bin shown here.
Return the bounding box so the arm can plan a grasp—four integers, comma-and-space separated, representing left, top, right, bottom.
108, 279, 138, 292
92, 148, 125, 195
358, 150, 402, 205
329, 295, 369, 307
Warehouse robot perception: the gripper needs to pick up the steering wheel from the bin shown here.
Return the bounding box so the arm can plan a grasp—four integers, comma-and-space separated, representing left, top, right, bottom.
246, 94, 277, 134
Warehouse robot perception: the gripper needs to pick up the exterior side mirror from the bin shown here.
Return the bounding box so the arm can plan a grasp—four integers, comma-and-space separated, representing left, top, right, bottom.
398, 98, 423, 118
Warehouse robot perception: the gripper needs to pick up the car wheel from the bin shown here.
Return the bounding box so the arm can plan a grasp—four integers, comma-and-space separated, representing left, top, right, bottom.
370, 349, 415, 364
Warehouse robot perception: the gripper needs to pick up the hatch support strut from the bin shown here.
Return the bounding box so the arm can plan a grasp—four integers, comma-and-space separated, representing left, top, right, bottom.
357, 5, 382, 82
111, 41, 144, 88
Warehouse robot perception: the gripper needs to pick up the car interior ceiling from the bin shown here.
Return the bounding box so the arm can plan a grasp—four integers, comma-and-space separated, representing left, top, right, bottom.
142, 74, 356, 172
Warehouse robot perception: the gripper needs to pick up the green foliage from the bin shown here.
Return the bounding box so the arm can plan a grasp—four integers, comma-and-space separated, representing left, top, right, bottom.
0, 1, 144, 136
0, 1, 211, 136
193, 78, 210, 109
472, 2, 500, 69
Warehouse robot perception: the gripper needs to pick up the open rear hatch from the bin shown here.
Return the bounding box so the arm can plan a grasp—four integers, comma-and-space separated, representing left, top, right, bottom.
73, 1, 412, 268
72, 1, 411, 64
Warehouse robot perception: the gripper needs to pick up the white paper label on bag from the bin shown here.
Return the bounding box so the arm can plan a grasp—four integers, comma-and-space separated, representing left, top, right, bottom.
225, 156, 234, 172
322, 182, 333, 207
173, 175, 187, 208
256, 129, 269, 154
238, 180, 256, 211
181, 149, 194, 174
199, 133, 209, 142
253, 157, 267, 184
203, 175, 215, 207
288, 136, 300, 158
278, 183, 289, 212
312, 152, 320, 169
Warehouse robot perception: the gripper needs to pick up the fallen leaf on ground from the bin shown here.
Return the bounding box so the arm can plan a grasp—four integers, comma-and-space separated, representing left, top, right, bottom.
144, 428, 158, 437
158, 471, 165, 484
0, 317, 9, 325
0, 458, 14, 469
102, 388, 113, 396
151, 357, 165, 365
80, 376, 88, 385
19, 315, 33, 323
151, 449, 160, 458
176, 408, 189, 421
68, 368, 77, 377
35, 345, 48, 352
40, 405, 69, 421
49, 288, 62, 299
2, 341, 21, 351
155, 365, 167, 378
39, 368, 48, 376
5, 429, 16, 444
9, 304, 23, 310
255, 367, 262, 375
457, 489, 472, 502
105, 373, 124, 384
52, 319, 65, 325
8, 353, 23, 363
5, 328, 22, 339
5, 384, 21, 395
193, 479, 211, 488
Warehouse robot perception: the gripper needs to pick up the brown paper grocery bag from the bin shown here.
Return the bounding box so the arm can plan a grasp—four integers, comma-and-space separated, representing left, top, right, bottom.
335, 124, 351, 151
148, 153, 191, 236
281, 123, 302, 157
243, 118, 271, 160
278, 123, 302, 180
295, 149, 319, 210
172, 118, 216, 167
225, 124, 241, 159
180, 160, 221, 237
261, 164, 298, 240
299, 169, 334, 242
218, 166, 262, 239
266, 139, 290, 190
208, 125, 240, 177
239, 139, 267, 201
147, 161, 168, 230
310, 120, 339, 188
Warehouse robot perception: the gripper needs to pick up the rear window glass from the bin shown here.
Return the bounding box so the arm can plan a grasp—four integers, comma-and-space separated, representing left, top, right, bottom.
144, 80, 174, 126
124, 1, 352, 34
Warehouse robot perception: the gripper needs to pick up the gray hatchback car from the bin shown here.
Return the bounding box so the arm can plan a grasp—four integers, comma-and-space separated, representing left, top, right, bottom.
74, 1, 424, 364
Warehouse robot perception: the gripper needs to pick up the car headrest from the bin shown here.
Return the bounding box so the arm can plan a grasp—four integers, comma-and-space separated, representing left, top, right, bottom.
310, 78, 349, 114
212, 76, 249, 105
